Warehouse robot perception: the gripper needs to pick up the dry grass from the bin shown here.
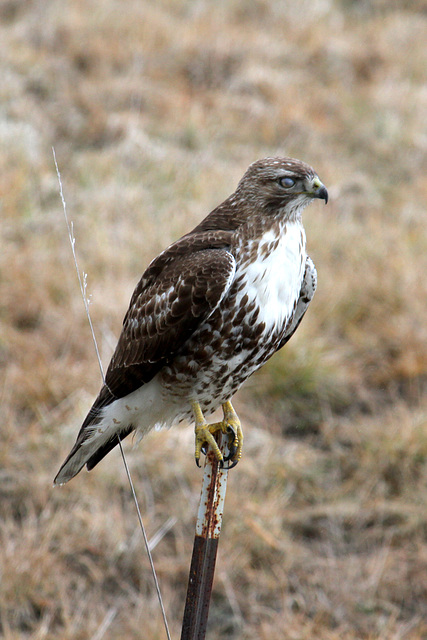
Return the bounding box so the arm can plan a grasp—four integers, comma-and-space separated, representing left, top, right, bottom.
1, 0, 427, 638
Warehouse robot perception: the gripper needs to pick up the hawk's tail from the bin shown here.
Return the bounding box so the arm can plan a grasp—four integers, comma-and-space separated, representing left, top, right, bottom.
54, 420, 134, 486
53, 387, 134, 486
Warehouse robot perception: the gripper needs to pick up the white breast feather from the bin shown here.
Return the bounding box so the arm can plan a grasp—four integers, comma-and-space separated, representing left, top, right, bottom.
238, 222, 306, 329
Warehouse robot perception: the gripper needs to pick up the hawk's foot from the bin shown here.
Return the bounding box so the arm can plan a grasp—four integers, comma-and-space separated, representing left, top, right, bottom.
192, 401, 224, 467
191, 401, 243, 469
221, 401, 243, 468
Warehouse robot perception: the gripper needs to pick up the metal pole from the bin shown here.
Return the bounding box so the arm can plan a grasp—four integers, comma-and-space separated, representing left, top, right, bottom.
181, 433, 230, 640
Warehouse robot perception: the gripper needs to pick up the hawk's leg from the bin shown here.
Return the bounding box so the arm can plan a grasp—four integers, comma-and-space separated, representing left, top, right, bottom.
192, 400, 243, 469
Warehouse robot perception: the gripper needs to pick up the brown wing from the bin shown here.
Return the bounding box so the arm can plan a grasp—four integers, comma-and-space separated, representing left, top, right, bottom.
54, 246, 236, 483
53, 236, 236, 484
96, 246, 236, 408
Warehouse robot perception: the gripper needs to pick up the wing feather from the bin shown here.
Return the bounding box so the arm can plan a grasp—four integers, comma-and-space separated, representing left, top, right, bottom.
100, 246, 236, 404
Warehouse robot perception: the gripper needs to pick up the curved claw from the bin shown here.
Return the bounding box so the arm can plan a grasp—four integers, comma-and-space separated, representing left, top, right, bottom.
195, 442, 210, 467
223, 457, 240, 470
223, 425, 238, 461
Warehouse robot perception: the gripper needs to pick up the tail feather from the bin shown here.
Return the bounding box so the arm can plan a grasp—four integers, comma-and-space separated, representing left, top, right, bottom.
53, 419, 135, 485
54, 384, 120, 485
54, 378, 165, 485
86, 424, 134, 470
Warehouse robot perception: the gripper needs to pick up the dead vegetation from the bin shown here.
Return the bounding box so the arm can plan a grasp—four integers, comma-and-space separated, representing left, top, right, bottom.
1, 1, 427, 638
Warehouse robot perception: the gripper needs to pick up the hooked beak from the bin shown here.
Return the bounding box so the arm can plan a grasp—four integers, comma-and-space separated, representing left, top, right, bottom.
311, 177, 328, 204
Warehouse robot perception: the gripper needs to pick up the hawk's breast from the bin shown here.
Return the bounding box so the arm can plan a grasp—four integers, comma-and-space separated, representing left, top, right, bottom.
235, 220, 306, 332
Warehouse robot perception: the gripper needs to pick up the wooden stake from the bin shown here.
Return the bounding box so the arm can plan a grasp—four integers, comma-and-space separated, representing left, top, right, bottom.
181, 433, 230, 640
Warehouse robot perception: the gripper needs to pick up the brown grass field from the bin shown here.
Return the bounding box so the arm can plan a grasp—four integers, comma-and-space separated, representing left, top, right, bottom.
1, 1, 427, 638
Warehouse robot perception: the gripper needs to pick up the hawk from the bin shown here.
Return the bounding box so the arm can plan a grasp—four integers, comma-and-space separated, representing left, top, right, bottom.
54, 157, 328, 485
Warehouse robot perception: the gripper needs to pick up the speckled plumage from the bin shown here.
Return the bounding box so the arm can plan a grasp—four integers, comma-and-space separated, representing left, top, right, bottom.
54, 157, 327, 485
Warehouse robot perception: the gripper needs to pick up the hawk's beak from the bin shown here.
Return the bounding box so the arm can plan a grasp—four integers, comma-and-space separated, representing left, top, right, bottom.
311, 177, 328, 204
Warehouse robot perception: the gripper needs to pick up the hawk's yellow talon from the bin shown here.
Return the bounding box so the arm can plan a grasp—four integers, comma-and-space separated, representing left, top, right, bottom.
192, 400, 243, 467
222, 400, 243, 463
194, 423, 224, 465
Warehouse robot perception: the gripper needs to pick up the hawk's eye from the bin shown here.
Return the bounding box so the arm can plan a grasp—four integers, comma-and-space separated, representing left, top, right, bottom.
278, 177, 295, 188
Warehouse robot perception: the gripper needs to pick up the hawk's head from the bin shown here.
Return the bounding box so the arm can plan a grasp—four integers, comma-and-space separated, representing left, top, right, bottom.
193, 156, 328, 234
236, 156, 328, 221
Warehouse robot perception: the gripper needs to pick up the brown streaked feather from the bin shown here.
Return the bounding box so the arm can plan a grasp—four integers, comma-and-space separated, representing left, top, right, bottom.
127, 230, 235, 305
96, 246, 236, 406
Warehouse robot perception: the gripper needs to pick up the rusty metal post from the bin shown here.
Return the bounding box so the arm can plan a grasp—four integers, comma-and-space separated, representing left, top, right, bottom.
180, 433, 230, 640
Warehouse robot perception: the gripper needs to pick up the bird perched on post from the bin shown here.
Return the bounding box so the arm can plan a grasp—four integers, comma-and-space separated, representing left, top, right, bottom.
54, 157, 328, 485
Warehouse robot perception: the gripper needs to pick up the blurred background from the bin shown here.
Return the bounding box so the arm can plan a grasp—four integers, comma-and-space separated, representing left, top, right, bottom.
1, 1, 427, 638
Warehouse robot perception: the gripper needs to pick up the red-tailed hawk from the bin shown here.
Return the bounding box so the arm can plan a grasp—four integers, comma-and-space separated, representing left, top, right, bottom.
54, 157, 328, 485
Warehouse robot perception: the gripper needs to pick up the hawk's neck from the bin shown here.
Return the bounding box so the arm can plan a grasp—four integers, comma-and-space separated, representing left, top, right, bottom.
236, 212, 302, 244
